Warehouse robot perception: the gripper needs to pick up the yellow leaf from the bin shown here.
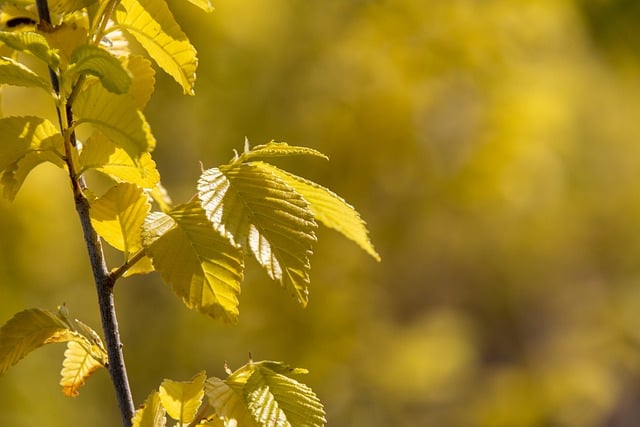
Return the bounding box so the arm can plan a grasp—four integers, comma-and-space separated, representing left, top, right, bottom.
59, 340, 105, 397
132, 391, 167, 427
123, 54, 156, 109
204, 377, 257, 427
158, 371, 206, 424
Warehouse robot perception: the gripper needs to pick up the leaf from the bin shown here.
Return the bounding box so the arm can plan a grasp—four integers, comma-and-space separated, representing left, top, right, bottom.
205, 377, 258, 427
0, 308, 71, 376
124, 54, 156, 109
42, 16, 89, 68
74, 82, 156, 161
90, 182, 150, 255
197, 162, 317, 306
0, 31, 59, 68
116, 0, 197, 95
59, 340, 105, 397
158, 371, 206, 424
79, 132, 160, 188
49, 0, 98, 15
239, 141, 328, 163
257, 162, 380, 261
144, 201, 245, 322
244, 364, 326, 427
0, 56, 51, 91
132, 391, 167, 427
185, 0, 214, 13
66, 44, 132, 94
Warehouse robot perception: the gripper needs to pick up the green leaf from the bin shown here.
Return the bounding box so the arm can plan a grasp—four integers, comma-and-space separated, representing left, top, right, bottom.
0, 31, 59, 68
205, 377, 258, 427
74, 83, 156, 161
59, 340, 105, 397
238, 141, 328, 163
79, 132, 160, 188
124, 54, 156, 109
0, 56, 51, 91
0, 309, 71, 376
158, 371, 206, 424
144, 201, 245, 322
197, 162, 317, 306
132, 391, 167, 427
116, 0, 197, 95
258, 162, 380, 261
90, 182, 150, 255
66, 44, 132, 94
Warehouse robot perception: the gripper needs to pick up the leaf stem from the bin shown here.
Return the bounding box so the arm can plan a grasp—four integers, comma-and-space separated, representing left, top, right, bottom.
110, 249, 147, 282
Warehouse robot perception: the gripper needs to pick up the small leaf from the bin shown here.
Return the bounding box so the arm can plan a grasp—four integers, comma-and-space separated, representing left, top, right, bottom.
158, 371, 206, 424
183, 0, 213, 13
258, 162, 380, 261
144, 202, 245, 322
0, 56, 51, 91
205, 377, 258, 427
66, 44, 132, 94
90, 182, 150, 255
60, 340, 105, 397
124, 54, 156, 109
0, 309, 71, 376
132, 391, 167, 427
74, 83, 156, 161
239, 141, 328, 163
0, 31, 59, 67
116, 0, 197, 95
197, 162, 317, 306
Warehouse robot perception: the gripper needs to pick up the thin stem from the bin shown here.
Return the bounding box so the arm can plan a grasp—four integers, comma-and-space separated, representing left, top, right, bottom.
35, 0, 135, 425
110, 249, 147, 282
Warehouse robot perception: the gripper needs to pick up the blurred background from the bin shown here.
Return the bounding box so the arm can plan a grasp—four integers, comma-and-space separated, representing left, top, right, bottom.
3, 0, 640, 425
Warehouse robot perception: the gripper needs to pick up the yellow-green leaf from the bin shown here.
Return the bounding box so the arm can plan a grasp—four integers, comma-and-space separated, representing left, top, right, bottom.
0, 309, 71, 376
257, 162, 380, 261
197, 162, 317, 306
79, 132, 160, 188
205, 377, 258, 427
158, 371, 206, 424
185, 0, 213, 13
0, 56, 51, 91
144, 202, 244, 322
66, 44, 132, 94
124, 54, 156, 109
238, 141, 328, 163
116, 0, 197, 95
90, 182, 150, 255
59, 340, 105, 397
132, 391, 167, 427
74, 83, 156, 161
0, 31, 59, 67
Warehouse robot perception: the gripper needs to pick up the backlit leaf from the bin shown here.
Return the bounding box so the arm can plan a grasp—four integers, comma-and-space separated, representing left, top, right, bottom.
144, 201, 244, 322
205, 377, 258, 427
239, 141, 328, 163
116, 0, 197, 95
74, 82, 156, 161
60, 340, 105, 397
132, 391, 167, 427
158, 371, 206, 424
258, 162, 380, 261
0, 56, 51, 91
185, 0, 213, 13
124, 54, 156, 109
66, 44, 132, 94
90, 182, 150, 255
197, 162, 317, 306
0, 31, 59, 68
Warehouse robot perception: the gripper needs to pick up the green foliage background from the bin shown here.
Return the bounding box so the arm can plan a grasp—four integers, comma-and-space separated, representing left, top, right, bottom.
3, 0, 640, 425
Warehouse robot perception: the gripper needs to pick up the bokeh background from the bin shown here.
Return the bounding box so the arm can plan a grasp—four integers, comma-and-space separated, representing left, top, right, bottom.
3, 0, 640, 425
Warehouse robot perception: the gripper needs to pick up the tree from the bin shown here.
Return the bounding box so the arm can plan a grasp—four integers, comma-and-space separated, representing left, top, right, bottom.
0, 0, 379, 425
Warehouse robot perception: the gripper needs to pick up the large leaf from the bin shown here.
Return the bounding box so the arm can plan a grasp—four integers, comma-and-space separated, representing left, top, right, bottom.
90, 182, 150, 255
0, 56, 51, 91
124, 54, 156, 109
197, 162, 317, 306
116, 0, 197, 95
0, 31, 59, 68
205, 377, 258, 427
144, 201, 244, 322
257, 162, 380, 261
65, 44, 132, 94
74, 82, 156, 161
0, 309, 72, 376
59, 340, 105, 397
132, 391, 167, 427
158, 371, 206, 424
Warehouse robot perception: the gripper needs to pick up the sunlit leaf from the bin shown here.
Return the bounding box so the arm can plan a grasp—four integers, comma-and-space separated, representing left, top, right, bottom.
132, 391, 167, 427
205, 377, 258, 427
0, 31, 59, 67
0, 309, 71, 376
258, 162, 380, 261
124, 54, 156, 109
79, 133, 160, 188
116, 0, 197, 95
74, 83, 156, 161
66, 44, 132, 94
42, 16, 89, 68
185, 0, 213, 13
59, 340, 105, 397
158, 371, 206, 424
148, 181, 172, 212
197, 162, 317, 306
90, 182, 150, 256
0, 56, 51, 91
239, 141, 328, 163
144, 201, 244, 322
